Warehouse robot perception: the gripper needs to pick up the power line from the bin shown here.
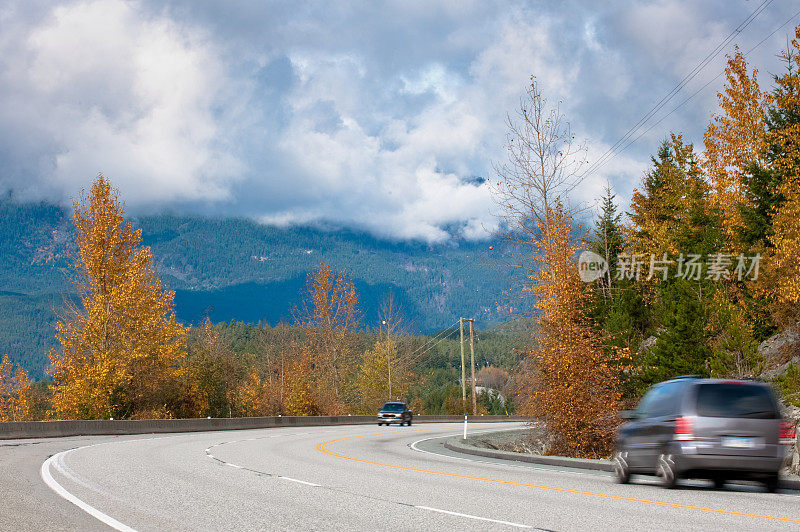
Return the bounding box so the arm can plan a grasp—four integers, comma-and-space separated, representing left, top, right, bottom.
403, 318, 461, 363
581, 0, 773, 178
407, 326, 460, 366
611, 6, 800, 158
581, 0, 771, 177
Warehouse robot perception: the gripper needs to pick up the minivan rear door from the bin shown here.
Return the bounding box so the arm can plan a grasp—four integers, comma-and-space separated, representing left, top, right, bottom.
691, 382, 780, 458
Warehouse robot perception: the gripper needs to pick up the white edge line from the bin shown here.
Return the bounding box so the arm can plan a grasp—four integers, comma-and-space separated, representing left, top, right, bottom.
277, 475, 320, 487
415, 505, 531, 528
41, 454, 137, 532
37, 422, 506, 531
408, 426, 521, 453
408, 428, 596, 478
36, 427, 299, 531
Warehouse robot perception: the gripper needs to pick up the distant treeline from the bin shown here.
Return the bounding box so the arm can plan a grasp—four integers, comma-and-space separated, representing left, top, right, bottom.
0, 195, 526, 378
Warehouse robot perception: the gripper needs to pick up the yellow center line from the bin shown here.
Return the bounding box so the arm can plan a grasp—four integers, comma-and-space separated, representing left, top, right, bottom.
316, 430, 800, 524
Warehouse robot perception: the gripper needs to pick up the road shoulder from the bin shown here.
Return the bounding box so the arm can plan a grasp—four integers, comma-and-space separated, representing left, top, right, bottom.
441, 429, 800, 491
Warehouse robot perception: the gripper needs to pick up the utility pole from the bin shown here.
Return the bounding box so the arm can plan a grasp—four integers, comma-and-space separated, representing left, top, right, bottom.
383, 320, 391, 400
459, 317, 466, 402
467, 318, 477, 416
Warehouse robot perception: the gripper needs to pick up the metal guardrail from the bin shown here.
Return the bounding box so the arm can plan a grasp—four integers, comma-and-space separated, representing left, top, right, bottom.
0, 414, 529, 439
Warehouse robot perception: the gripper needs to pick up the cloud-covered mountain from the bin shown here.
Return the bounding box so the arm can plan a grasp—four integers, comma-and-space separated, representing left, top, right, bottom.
0, 197, 525, 378
1, 1, 797, 241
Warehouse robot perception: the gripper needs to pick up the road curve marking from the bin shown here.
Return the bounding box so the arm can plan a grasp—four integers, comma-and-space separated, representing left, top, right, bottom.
408, 433, 597, 479
277, 475, 321, 487
416, 505, 532, 528
40, 433, 203, 531
41, 452, 137, 532
316, 432, 800, 525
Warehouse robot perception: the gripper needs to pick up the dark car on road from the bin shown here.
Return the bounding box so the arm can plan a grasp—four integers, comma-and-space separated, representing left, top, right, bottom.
377, 402, 413, 426
614, 377, 796, 491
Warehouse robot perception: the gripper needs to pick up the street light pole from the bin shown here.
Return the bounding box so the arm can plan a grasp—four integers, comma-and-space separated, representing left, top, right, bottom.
383, 320, 391, 400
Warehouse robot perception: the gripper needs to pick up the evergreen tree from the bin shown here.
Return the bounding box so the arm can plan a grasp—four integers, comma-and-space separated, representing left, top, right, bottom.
590, 185, 624, 296
738, 162, 785, 249
588, 186, 646, 400
736, 44, 799, 249
184, 319, 243, 418
707, 294, 763, 379
629, 135, 721, 257
642, 280, 711, 386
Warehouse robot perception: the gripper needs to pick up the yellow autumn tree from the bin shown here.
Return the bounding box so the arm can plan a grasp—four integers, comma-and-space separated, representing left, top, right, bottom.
765, 28, 800, 325
0, 355, 33, 421
282, 349, 318, 416
295, 262, 360, 414
703, 49, 766, 242
235, 369, 279, 417
354, 337, 411, 414
492, 78, 621, 456
520, 203, 624, 458
49, 174, 187, 419
183, 319, 244, 418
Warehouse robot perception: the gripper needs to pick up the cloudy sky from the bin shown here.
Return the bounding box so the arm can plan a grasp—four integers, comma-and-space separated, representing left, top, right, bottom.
1, 0, 798, 241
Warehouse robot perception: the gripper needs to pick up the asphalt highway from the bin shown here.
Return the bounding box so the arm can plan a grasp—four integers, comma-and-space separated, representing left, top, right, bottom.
2, 422, 799, 530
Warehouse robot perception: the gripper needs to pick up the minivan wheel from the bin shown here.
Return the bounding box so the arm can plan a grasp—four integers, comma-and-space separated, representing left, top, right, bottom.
764, 474, 779, 493
711, 476, 725, 490
656, 454, 678, 489
613, 452, 630, 484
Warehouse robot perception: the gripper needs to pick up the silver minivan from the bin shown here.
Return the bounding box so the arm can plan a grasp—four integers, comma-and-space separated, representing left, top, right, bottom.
614, 377, 796, 491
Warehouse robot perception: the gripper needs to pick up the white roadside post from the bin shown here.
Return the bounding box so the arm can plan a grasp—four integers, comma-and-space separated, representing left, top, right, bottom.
463, 413, 467, 440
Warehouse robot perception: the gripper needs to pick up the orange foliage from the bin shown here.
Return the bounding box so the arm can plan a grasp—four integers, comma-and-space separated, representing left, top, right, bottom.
283, 351, 318, 416
0, 355, 33, 421
519, 203, 624, 457
476, 365, 509, 391
294, 262, 360, 414
236, 369, 279, 417
49, 175, 187, 419
765, 28, 800, 325
703, 50, 766, 241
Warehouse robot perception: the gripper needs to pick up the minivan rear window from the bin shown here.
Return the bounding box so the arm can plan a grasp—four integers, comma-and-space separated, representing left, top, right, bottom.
696, 383, 779, 419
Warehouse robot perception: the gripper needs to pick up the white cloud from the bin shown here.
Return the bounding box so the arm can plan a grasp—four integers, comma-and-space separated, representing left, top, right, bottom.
2, 0, 797, 241
263, 9, 579, 241
401, 63, 462, 103
0, 0, 243, 205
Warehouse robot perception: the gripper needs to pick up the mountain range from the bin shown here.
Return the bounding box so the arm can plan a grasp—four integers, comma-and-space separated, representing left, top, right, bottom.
0, 196, 527, 378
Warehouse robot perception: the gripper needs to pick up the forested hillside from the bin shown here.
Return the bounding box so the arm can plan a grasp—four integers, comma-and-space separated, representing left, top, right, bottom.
0, 196, 522, 378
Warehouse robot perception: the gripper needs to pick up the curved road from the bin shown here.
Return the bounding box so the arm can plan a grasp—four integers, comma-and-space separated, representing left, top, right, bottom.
2, 422, 799, 530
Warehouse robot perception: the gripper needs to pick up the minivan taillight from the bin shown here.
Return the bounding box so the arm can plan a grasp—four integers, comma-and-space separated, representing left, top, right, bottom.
675, 416, 693, 441
779, 421, 796, 445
